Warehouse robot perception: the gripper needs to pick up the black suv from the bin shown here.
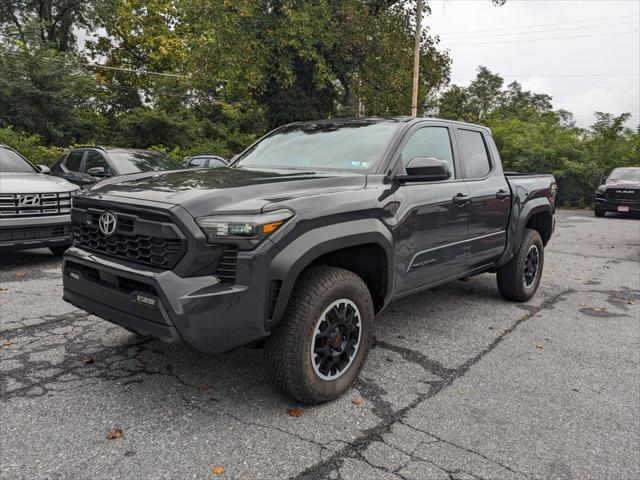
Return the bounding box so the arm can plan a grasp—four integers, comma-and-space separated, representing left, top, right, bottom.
63, 118, 556, 404
595, 167, 640, 217
51, 147, 181, 188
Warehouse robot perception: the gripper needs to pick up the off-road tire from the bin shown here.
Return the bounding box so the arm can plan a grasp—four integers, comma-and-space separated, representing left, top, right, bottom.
49, 245, 69, 256
594, 205, 606, 217
265, 266, 374, 404
497, 229, 544, 302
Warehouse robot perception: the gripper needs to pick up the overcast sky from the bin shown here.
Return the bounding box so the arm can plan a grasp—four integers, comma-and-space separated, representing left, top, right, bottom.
426, 0, 640, 128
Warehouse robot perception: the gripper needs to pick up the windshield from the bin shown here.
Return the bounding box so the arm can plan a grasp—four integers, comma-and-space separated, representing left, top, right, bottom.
109, 151, 181, 174
233, 121, 400, 172
608, 168, 640, 182
0, 147, 37, 173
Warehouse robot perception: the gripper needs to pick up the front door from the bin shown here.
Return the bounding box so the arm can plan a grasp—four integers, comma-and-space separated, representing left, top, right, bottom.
392, 124, 470, 293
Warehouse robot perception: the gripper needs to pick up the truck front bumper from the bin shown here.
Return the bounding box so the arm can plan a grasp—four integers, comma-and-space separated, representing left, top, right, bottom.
0, 215, 72, 251
595, 197, 640, 213
62, 246, 273, 354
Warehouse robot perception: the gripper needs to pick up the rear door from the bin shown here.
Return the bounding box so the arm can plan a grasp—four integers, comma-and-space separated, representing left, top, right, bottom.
392, 122, 471, 293
456, 128, 510, 269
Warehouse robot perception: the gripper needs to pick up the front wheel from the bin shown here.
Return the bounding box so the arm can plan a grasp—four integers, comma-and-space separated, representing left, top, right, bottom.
265, 266, 374, 404
497, 229, 544, 302
594, 205, 606, 217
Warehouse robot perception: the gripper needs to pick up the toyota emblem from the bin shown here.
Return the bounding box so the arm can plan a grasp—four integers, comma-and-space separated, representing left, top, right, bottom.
98, 211, 117, 236
18, 195, 40, 206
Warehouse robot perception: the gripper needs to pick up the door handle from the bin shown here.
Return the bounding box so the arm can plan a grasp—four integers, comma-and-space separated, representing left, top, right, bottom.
496, 189, 510, 200
452, 193, 470, 205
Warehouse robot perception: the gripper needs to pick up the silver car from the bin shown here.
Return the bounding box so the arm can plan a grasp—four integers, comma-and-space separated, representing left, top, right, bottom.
0, 144, 80, 254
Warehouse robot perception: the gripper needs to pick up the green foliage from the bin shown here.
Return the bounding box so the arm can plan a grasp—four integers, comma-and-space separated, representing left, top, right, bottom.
437, 67, 639, 207
0, 127, 64, 166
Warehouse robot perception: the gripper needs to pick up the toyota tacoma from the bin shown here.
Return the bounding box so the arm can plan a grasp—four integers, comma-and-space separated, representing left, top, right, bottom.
62, 118, 556, 404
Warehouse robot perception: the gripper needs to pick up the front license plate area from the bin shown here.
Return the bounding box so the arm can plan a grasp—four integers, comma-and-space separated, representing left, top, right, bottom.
617, 205, 630, 212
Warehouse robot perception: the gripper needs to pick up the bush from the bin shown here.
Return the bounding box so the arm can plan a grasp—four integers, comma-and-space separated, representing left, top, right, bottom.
0, 127, 64, 166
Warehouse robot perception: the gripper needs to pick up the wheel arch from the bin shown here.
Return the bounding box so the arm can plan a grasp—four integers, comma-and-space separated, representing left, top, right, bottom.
267, 219, 395, 330
497, 198, 554, 268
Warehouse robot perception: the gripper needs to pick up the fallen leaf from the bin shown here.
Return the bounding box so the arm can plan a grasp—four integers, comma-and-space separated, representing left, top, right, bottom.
287, 407, 304, 417
535, 341, 544, 350
397, 335, 405, 340
15, 271, 27, 277
199, 383, 214, 392
106, 428, 124, 439
0, 287, 7, 292
2, 340, 13, 347
212, 466, 225, 475
579, 303, 586, 306
629, 300, 637, 305
351, 398, 363, 406
592, 307, 607, 312
458, 387, 464, 397
83, 356, 94, 365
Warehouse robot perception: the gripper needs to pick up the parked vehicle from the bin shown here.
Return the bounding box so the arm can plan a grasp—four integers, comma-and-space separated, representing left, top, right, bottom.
62, 118, 556, 403
51, 146, 182, 188
182, 154, 229, 169
0, 144, 79, 253
594, 167, 640, 217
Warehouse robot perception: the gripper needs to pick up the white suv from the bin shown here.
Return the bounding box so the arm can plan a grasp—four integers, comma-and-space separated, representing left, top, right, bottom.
0, 144, 79, 254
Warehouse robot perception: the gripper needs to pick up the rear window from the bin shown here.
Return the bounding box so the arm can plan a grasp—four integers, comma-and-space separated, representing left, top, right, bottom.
0, 147, 37, 173
458, 130, 491, 179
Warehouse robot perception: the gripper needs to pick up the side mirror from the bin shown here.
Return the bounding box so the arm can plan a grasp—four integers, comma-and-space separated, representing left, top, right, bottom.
37, 165, 51, 174
397, 157, 451, 183
87, 166, 110, 177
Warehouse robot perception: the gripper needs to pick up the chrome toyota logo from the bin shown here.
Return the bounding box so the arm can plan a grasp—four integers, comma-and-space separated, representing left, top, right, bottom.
98, 211, 117, 236
18, 195, 40, 206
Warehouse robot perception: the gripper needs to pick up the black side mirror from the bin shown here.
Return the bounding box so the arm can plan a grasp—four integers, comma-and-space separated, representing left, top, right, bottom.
87, 166, 110, 177
397, 157, 451, 183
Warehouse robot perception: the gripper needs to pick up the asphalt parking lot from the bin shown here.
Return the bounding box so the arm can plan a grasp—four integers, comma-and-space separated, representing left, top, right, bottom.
1, 209, 639, 480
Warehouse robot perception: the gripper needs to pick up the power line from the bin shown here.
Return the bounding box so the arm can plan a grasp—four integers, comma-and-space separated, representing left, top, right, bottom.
435, 14, 638, 35
444, 29, 639, 46
0, 47, 187, 79
438, 20, 639, 40
455, 73, 639, 78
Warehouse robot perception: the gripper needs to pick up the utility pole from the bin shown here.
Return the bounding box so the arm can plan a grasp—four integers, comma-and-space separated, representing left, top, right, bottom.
411, 0, 423, 117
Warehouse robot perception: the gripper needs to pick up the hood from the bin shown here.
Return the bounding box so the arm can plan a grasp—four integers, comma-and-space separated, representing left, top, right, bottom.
86, 167, 367, 216
0, 172, 79, 194
603, 180, 640, 190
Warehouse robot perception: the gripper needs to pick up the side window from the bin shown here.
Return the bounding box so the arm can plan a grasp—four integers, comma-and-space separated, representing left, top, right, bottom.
209, 159, 227, 168
63, 151, 84, 172
189, 157, 207, 168
399, 127, 455, 177
458, 129, 491, 179
83, 151, 111, 174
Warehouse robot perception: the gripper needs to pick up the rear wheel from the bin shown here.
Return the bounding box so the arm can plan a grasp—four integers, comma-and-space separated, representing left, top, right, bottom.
594, 205, 606, 217
265, 266, 374, 404
497, 229, 544, 302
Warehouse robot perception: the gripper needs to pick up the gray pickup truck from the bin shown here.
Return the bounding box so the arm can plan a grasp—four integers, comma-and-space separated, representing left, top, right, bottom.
0, 144, 79, 253
63, 117, 556, 403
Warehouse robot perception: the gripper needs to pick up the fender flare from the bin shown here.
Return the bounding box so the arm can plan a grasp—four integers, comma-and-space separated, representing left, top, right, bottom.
267, 219, 395, 329
497, 197, 552, 268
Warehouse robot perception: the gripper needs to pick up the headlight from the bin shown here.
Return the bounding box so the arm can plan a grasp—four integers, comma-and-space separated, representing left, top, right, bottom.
196, 209, 294, 243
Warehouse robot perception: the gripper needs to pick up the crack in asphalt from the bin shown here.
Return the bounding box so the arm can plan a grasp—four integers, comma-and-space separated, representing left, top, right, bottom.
291, 288, 572, 480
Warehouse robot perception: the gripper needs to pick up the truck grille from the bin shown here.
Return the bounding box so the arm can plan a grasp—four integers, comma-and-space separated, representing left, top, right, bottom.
0, 224, 71, 243
71, 201, 186, 269
605, 188, 639, 202
0, 192, 72, 218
